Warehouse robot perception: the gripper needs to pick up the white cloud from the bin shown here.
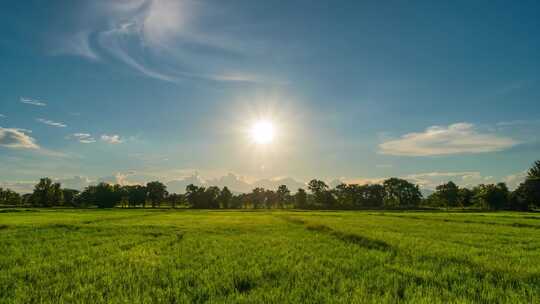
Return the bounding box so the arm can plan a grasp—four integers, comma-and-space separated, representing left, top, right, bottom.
503, 171, 528, 189
0, 127, 39, 149
20, 97, 47, 106
101, 134, 123, 144
68, 133, 96, 143
379, 122, 518, 156
0, 181, 37, 194
36, 118, 67, 128
51, 0, 268, 84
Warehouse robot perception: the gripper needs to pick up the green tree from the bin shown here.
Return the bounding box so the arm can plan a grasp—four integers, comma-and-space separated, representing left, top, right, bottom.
62, 189, 80, 207
294, 188, 308, 209
435, 181, 459, 208
205, 186, 221, 209
249, 187, 266, 209
185, 184, 206, 209
93, 183, 119, 208
308, 179, 334, 208
362, 184, 385, 208
167, 193, 186, 209
383, 178, 422, 207
472, 183, 509, 210
458, 188, 474, 207
124, 185, 147, 207
523, 160, 540, 208
146, 181, 168, 208
276, 185, 291, 208
218, 187, 233, 209
31, 178, 63, 207
509, 183, 531, 211
0, 188, 21, 206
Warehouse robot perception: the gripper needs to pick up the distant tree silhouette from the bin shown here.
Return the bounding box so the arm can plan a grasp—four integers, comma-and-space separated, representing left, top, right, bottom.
276, 185, 291, 208
218, 187, 233, 209
523, 160, 540, 208
383, 178, 422, 208
62, 189, 80, 207
205, 186, 221, 209
21, 163, 540, 211
93, 183, 119, 208
31, 178, 63, 207
146, 181, 168, 208
124, 185, 147, 207
167, 193, 185, 209
458, 188, 474, 207
294, 188, 308, 209
435, 181, 459, 208
308, 179, 334, 208
0, 188, 21, 206
185, 184, 206, 209
472, 183, 509, 210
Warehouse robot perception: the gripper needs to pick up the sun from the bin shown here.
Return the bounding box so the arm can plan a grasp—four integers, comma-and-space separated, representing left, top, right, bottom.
250, 120, 275, 144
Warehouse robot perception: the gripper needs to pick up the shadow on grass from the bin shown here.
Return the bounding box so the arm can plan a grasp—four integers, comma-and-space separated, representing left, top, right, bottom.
371, 213, 540, 229
280, 216, 394, 252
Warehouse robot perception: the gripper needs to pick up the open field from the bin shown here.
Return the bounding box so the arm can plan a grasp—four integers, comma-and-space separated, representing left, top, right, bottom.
1, 209, 539, 303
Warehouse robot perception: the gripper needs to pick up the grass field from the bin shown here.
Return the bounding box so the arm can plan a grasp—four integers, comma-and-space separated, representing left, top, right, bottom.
1, 209, 539, 303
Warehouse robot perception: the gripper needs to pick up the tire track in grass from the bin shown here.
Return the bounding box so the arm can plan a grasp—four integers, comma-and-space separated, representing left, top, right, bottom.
80, 212, 164, 224
369, 213, 540, 230
279, 215, 394, 252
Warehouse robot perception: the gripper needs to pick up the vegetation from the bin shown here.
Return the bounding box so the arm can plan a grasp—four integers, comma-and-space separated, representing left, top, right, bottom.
0, 209, 539, 303
1, 161, 540, 211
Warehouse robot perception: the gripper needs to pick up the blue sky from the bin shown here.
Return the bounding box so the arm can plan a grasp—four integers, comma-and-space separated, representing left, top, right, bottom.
1, 0, 539, 193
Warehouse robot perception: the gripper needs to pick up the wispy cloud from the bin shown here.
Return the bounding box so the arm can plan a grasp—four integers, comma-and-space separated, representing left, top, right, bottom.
20, 97, 47, 106
36, 118, 67, 128
379, 122, 518, 156
51, 0, 271, 84
68, 133, 96, 144
0, 127, 39, 149
101, 134, 123, 144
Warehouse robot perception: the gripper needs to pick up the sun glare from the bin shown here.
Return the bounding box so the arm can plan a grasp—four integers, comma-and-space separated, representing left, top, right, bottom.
250, 120, 275, 145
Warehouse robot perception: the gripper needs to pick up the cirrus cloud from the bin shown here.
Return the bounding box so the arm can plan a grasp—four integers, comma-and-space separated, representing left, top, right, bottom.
101, 134, 123, 144
20, 97, 47, 106
379, 123, 518, 156
36, 118, 67, 128
68, 133, 96, 144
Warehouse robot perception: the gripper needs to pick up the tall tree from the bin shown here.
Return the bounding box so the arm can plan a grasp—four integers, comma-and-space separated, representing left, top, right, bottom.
31, 178, 63, 207
205, 186, 221, 209
458, 188, 474, 207
0, 188, 21, 206
294, 188, 308, 209
276, 185, 291, 208
523, 160, 540, 208
185, 184, 206, 209
93, 183, 119, 208
124, 185, 147, 207
435, 181, 459, 208
218, 187, 233, 209
62, 189, 80, 207
472, 183, 509, 210
167, 193, 185, 209
249, 187, 266, 209
308, 179, 333, 208
146, 181, 168, 208
383, 178, 422, 207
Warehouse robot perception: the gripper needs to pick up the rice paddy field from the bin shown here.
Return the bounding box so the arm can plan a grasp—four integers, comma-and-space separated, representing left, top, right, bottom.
0, 209, 539, 303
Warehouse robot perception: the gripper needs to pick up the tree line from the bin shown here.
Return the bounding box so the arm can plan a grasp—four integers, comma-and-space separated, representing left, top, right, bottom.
2, 161, 539, 211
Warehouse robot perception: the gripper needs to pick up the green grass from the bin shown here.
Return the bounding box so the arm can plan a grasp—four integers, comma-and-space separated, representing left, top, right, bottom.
1, 209, 539, 303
